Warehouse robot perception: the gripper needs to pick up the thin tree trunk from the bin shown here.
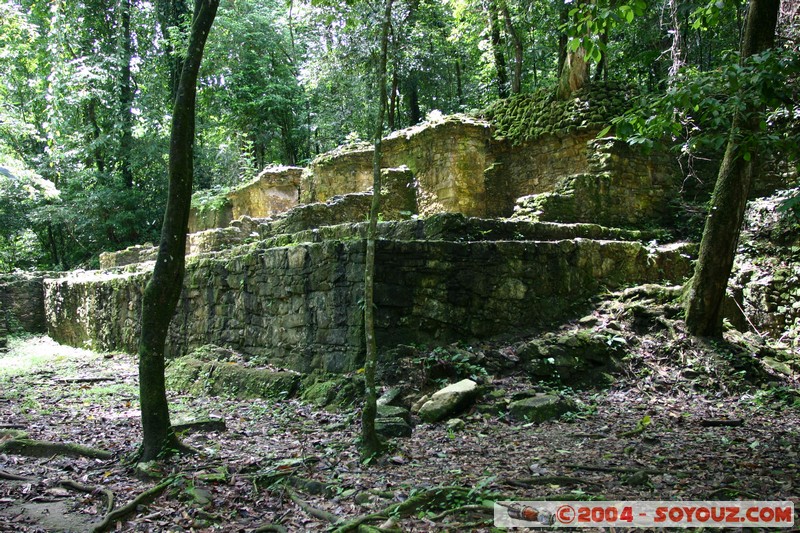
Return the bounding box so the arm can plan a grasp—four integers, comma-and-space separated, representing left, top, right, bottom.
388, 64, 398, 130
85, 99, 105, 174
406, 74, 421, 125
667, 0, 684, 82
455, 57, 464, 106
119, 0, 134, 188
486, 0, 508, 98
499, 0, 522, 94
593, 31, 608, 82
362, 0, 393, 462
155, 0, 190, 103
684, 0, 779, 337
557, 6, 568, 81
138, 0, 219, 462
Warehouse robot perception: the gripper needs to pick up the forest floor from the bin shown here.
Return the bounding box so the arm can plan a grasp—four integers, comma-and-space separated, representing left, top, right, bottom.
1, 318, 799, 532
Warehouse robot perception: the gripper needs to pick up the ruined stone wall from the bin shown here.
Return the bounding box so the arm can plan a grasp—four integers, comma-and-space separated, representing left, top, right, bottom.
0, 273, 47, 333
44, 232, 692, 372
228, 166, 302, 220
304, 117, 494, 217
188, 166, 303, 234
494, 132, 596, 212
188, 203, 234, 234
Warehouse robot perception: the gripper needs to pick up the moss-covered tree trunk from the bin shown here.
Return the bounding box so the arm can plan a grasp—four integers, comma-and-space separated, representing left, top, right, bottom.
138, 0, 219, 462
361, 0, 393, 461
684, 0, 779, 337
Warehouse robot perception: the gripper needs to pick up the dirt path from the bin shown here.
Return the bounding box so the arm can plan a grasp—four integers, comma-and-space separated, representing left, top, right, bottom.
1, 335, 798, 532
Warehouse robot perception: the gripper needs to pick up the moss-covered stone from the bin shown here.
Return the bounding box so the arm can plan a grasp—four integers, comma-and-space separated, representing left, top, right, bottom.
165, 356, 300, 400
482, 82, 636, 146
507, 394, 574, 423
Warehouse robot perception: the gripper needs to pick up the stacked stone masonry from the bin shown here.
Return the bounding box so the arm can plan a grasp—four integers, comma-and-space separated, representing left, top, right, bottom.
44, 222, 693, 373
12, 91, 704, 371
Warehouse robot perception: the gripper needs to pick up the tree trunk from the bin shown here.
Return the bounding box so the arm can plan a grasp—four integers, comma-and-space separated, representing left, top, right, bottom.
155, 0, 190, 103
593, 31, 608, 82
667, 0, 683, 83
558, 46, 589, 99
455, 57, 464, 106
557, 6, 568, 82
557, 0, 590, 99
388, 64, 398, 131
406, 73, 421, 125
361, 0, 393, 462
486, 0, 508, 98
119, 0, 134, 188
684, 0, 779, 337
138, 0, 219, 463
499, 0, 522, 94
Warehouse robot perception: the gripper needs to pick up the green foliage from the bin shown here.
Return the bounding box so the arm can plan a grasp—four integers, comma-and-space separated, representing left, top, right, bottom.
562, 0, 647, 64
612, 49, 800, 167
0, 0, 796, 274
412, 345, 487, 384
191, 186, 231, 214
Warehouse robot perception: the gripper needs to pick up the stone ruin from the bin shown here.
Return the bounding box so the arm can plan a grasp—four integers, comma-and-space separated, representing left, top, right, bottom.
2, 84, 699, 372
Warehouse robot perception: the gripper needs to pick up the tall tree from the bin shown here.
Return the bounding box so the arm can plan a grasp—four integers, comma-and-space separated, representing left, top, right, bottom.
155, 0, 191, 103
499, 0, 522, 94
119, 0, 135, 188
361, 0, 394, 461
138, 0, 219, 462
558, 0, 589, 99
684, 0, 780, 336
486, 0, 509, 98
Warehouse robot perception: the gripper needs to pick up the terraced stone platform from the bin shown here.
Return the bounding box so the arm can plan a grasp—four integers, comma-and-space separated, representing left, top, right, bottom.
44, 214, 693, 373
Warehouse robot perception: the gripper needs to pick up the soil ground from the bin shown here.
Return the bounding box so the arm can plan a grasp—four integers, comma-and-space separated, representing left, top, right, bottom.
0, 328, 799, 532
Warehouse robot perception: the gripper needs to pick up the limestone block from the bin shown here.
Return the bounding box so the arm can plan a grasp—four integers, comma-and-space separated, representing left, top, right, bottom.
418, 379, 479, 423
227, 166, 302, 220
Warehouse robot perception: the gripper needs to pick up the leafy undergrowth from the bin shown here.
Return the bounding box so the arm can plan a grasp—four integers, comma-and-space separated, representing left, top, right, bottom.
1, 305, 799, 532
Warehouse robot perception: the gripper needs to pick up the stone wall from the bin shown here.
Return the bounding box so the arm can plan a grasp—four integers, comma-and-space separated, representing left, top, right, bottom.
304, 117, 495, 217
494, 132, 596, 213
188, 202, 234, 234
188, 166, 303, 234
228, 166, 302, 220
44, 226, 693, 372
0, 273, 47, 333
510, 138, 679, 227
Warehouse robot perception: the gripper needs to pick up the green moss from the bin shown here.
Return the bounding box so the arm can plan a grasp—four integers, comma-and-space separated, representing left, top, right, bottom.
481, 81, 636, 145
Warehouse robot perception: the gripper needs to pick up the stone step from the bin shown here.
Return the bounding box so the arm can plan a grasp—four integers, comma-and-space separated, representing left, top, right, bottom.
101, 210, 673, 269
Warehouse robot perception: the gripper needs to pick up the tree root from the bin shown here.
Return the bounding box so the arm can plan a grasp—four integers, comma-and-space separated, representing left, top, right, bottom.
91, 476, 175, 533
0, 469, 35, 481
566, 464, 663, 475
332, 486, 485, 533
0, 438, 112, 460
172, 417, 227, 434
59, 479, 115, 515
503, 475, 600, 488
285, 486, 342, 525
251, 524, 289, 533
